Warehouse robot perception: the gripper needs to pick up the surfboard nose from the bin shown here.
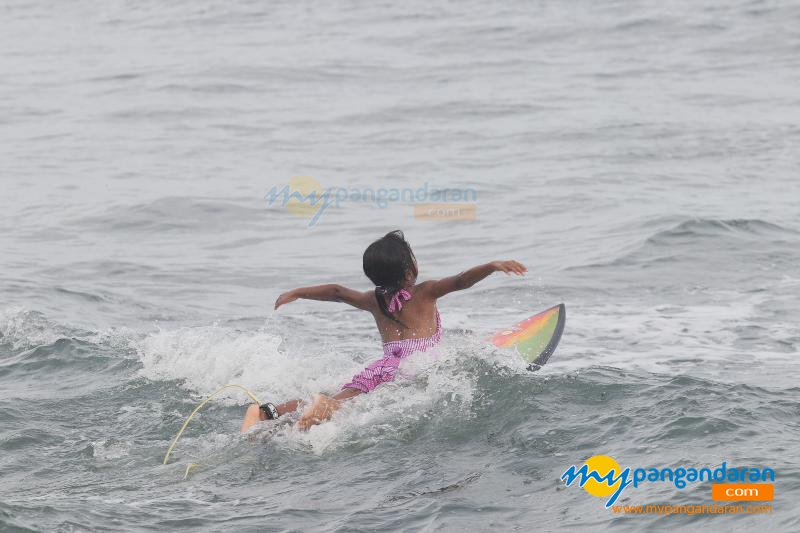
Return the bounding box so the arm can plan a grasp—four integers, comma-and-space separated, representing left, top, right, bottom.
490, 303, 566, 370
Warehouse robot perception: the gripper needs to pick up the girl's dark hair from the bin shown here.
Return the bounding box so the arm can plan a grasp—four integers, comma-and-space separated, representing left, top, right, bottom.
363, 230, 418, 322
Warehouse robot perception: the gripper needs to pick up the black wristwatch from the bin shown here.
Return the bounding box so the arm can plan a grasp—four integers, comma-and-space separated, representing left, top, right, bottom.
259, 402, 279, 420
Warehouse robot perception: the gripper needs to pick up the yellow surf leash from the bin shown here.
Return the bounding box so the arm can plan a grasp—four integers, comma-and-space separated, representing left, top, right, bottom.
163, 384, 261, 466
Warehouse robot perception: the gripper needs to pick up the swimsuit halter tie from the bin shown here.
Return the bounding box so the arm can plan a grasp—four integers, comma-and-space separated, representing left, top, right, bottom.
387, 288, 412, 313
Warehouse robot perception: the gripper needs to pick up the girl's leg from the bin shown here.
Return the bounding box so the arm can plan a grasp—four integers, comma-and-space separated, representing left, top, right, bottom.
241, 389, 363, 433
240, 404, 262, 432
275, 399, 302, 415
333, 388, 363, 401
240, 399, 303, 433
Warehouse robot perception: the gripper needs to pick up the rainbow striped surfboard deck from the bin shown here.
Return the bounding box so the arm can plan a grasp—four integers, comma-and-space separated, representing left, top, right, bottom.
490, 303, 566, 371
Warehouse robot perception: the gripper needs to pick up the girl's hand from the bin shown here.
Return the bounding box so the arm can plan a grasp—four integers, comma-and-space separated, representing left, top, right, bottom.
492, 260, 527, 275
274, 290, 298, 310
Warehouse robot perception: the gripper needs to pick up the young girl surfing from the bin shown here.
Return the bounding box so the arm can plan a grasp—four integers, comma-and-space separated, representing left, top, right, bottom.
240, 230, 527, 432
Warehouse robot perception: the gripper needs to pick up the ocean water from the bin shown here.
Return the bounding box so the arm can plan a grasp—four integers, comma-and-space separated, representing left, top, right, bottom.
2, 0, 799, 531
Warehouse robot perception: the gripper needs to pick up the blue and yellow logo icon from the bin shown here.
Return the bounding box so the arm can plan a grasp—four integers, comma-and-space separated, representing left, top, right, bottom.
264, 175, 333, 226
562, 455, 632, 507
283, 175, 324, 217
579, 455, 624, 498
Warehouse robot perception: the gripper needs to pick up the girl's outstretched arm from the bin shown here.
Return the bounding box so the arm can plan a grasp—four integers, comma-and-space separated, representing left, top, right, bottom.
421, 260, 527, 299
274, 284, 375, 311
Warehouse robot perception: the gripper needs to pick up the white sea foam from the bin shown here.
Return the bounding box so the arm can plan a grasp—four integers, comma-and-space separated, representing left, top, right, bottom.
552, 291, 797, 386
0, 306, 141, 356
0, 307, 65, 350
136, 324, 369, 403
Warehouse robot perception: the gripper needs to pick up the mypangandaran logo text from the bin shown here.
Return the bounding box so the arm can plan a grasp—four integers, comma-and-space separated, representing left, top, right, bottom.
561, 455, 775, 508
264, 175, 477, 226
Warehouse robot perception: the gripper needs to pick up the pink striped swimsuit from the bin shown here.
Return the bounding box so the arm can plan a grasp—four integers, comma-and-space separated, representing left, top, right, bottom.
342, 309, 442, 393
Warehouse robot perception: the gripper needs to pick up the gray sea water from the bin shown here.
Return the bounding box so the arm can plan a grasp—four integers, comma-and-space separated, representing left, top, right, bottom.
2, 0, 799, 531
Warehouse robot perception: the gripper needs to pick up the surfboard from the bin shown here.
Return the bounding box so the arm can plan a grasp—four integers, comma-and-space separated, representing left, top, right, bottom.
490, 303, 565, 371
